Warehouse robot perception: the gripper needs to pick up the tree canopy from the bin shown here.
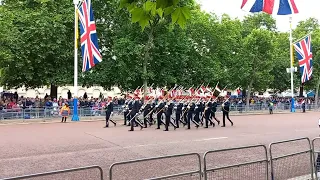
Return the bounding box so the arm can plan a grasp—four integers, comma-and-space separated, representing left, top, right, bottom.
0, 0, 319, 98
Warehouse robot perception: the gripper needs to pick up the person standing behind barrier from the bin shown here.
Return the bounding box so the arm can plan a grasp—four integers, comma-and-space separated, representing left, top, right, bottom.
268, 101, 274, 114
221, 98, 233, 127
104, 98, 114, 128
301, 99, 306, 113
60, 104, 70, 123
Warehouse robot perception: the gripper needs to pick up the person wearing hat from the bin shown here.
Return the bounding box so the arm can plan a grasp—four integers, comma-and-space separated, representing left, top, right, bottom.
221, 97, 233, 127
175, 100, 183, 128
129, 96, 142, 131
60, 104, 70, 123
187, 101, 197, 129
104, 97, 114, 128
156, 97, 165, 129
210, 98, 220, 125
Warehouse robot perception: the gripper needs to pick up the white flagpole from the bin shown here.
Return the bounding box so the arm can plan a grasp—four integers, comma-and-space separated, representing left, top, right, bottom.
289, 16, 296, 112
72, 0, 80, 121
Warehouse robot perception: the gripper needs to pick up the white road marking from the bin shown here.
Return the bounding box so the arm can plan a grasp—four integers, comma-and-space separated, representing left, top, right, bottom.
123, 137, 228, 149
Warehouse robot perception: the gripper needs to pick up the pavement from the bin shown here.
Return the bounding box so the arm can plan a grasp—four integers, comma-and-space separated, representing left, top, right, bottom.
0, 112, 320, 180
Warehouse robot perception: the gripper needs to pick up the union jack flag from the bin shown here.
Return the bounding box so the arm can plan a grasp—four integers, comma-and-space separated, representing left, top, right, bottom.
78, 0, 102, 72
293, 35, 313, 84
241, 0, 299, 15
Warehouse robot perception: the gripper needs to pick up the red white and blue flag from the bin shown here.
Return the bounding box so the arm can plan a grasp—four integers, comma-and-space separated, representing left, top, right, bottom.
293, 35, 313, 84
78, 0, 102, 72
241, 0, 299, 15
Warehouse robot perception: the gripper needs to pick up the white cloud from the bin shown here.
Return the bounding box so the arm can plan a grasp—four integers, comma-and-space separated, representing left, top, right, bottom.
197, 0, 320, 33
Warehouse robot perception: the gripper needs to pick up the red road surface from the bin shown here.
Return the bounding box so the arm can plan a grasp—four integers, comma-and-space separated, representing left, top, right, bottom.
0, 112, 320, 179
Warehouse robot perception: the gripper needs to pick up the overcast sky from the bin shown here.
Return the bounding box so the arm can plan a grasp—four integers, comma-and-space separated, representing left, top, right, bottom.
197, 0, 320, 32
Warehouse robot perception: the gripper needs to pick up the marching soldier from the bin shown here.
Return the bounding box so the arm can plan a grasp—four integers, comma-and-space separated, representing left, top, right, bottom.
182, 102, 188, 127
175, 101, 183, 128
123, 99, 130, 125
204, 102, 211, 128
129, 96, 142, 131
164, 100, 174, 131
156, 98, 165, 129
149, 100, 156, 125
104, 97, 114, 128
221, 97, 233, 127
187, 101, 197, 129
142, 100, 151, 128
194, 102, 201, 126
210, 99, 220, 125
127, 99, 134, 126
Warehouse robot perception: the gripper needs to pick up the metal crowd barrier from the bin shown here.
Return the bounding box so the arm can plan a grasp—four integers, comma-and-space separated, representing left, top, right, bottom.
109, 153, 202, 180
3, 138, 320, 180
269, 137, 314, 180
203, 145, 269, 180
1, 165, 104, 180
312, 138, 320, 180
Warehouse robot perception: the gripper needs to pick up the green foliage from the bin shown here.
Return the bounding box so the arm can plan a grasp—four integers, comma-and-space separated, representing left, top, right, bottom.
0, 0, 74, 89
0, 0, 319, 96
120, 0, 191, 30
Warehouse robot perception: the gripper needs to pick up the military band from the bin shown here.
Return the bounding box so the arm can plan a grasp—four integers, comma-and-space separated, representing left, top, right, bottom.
104, 95, 235, 131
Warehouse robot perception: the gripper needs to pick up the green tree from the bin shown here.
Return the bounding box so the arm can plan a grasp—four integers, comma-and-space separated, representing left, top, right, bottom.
0, 0, 74, 97
293, 18, 320, 103
120, 0, 192, 97
236, 29, 275, 108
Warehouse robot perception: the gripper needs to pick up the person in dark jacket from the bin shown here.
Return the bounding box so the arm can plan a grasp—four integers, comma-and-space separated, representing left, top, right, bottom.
221, 97, 233, 127
164, 102, 172, 131
129, 97, 142, 131
104, 98, 114, 128
175, 102, 183, 128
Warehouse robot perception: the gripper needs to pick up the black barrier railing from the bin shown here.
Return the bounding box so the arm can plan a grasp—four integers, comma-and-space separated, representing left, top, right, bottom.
109, 153, 202, 180
2, 165, 104, 180
203, 144, 269, 180
312, 138, 320, 180
269, 137, 314, 180
3, 137, 320, 180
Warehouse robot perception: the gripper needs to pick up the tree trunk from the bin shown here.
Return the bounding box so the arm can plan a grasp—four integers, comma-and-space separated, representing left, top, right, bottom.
315, 77, 320, 106
50, 84, 58, 100
299, 84, 304, 97
142, 26, 154, 101
246, 80, 253, 111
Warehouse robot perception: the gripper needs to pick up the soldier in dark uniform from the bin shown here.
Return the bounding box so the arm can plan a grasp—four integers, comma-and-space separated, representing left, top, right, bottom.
129, 97, 142, 131
149, 100, 156, 124
164, 101, 174, 131
127, 100, 134, 126
156, 99, 165, 129
194, 102, 201, 126
182, 103, 188, 127
199, 100, 205, 124
187, 101, 197, 129
222, 97, 233, 127
142, 101, 151, 128
104, 98, 114, 128
175, 101, 183, 128
123, 100, 130, 125
211, 100, 220, 125
204, 102, 211, 128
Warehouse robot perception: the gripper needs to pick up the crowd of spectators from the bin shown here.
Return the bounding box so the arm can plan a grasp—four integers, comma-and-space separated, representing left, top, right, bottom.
0, 91, 315, 110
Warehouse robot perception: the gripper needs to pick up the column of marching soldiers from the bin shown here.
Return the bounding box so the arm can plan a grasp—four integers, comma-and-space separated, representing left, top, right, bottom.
104, 85, 234, 131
